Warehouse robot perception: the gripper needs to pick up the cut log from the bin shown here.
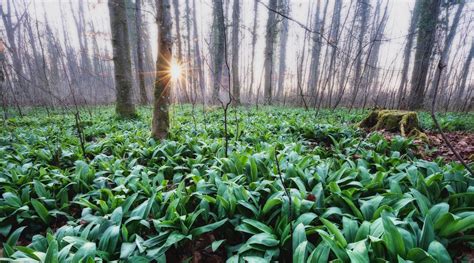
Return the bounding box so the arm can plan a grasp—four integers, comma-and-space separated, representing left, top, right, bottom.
359, 110, 425, 138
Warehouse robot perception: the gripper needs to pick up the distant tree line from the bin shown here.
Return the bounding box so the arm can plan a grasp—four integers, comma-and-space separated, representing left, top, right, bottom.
0, 0, 472, 115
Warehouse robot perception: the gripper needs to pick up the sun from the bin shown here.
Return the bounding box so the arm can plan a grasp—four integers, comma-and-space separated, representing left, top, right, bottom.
170, 61, 182, 81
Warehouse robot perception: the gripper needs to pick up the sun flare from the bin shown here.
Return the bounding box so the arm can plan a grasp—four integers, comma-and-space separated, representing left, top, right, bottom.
170, 61, 182, 81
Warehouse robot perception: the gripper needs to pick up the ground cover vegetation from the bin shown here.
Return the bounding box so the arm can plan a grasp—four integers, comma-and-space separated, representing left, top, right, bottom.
0, 106, 473, 262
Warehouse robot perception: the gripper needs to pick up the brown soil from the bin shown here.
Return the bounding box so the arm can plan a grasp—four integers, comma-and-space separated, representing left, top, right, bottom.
422, 131, 474, 164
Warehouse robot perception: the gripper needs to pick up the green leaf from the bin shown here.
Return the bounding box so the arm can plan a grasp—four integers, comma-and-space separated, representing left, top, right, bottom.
236, 219, 273, 235
382, 212, 406, 257
211, 240, 225, 252
3, 192, 22, 208
14, 246, 42, 261
347, 240, 369, 263
406, 248, 436, 263
320, 218, 347, 248
317, 230, 349, 261
439, 214, 474, 237
293, 223, 307, 252
263, 198, 282, 214
72, 242, 96, 263
428, 241, 451, 263
191, 219, 227, 237
6, 226, 26, 248
98, 225, 120, 254
419, 213, 434, 250
120, 242, 137, 259
293, 240, 308, 263
307, 242, 330, 263
31, 199, 51, 224
45, 239, 59, 263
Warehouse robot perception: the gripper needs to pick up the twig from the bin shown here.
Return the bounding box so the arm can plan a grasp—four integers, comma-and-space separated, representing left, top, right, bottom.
431, 59, 473, 176
274, 150, 293, 253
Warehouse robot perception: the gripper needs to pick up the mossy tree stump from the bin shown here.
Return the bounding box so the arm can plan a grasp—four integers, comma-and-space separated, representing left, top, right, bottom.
359, 110, 424, 137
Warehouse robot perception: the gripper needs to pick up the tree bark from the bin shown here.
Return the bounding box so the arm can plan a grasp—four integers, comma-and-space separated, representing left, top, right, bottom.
136, 0, 148, 104
192, 0, 206, 105
211, 0, 225, 104
231, 0, 240, 104
398, 0, 421, 108
249, 0, 258, 101
407, 0, 441, 110
263, 0, 278, 105
152, 0, 173, 140
351, 0, 370, 107
457, 40, 473, 110
108, 0, 136, 118
276, 0, 289, 100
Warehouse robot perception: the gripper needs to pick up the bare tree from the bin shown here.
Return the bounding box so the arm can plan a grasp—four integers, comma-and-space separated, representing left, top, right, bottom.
249, 0, 259, 101
108, 0, 136, 117
192, 0, 206, 105
276, 0, 289, 100
263, 0, 278, 105
136, 0, 148, 104
397, 0, 421, 108
231, 0, 240, 104
152, 0, 173, 139
407, 0, 441, 110
211, 0, 226, 104
457, 39, 473, 111
350, 0, 370, 107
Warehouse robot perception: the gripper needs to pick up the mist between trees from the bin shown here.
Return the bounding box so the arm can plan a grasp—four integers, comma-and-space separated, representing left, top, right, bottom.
0, 0, 473, 113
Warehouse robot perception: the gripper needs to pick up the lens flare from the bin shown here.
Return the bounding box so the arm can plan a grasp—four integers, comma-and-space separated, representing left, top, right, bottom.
170, 61, 182, 80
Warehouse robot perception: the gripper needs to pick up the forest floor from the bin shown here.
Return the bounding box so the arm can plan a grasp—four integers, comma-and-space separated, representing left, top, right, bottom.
0, 105, 473, 262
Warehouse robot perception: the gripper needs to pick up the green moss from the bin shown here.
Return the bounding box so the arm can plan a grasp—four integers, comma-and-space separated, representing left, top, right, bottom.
359, 110, 426, 139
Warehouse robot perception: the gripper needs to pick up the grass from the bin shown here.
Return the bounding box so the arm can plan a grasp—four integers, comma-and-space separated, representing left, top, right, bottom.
0, 105, 472, 262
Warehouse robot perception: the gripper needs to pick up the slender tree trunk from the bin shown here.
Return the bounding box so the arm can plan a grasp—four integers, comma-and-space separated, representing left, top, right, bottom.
108, 0, 136, 117
211, 0, 225, 104
192, 0, 206, 105
407, 0, 441, 110
152, 0, 173, 139
276, 0, 289, 101
350, 0, 370, 107
263, 0, 278, 105
136, 0, 148, 104
231, 0, 240, 104
397, 0, 421, 108
307, 0, 323, 106
457, 40, 473, 110
248, 0, 258, 102
172, 0, 188, 102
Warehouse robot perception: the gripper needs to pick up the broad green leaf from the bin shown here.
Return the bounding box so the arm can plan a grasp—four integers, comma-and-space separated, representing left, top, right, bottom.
427, 241, 451, 263
320, 218, 347, 247
190, 219, 227, 237
382, 212, 406, 257
31, 199, 51, 224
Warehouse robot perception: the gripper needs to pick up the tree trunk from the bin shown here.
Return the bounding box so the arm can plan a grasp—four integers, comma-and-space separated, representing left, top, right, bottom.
192, 0, 206, 105
457, 39, 473, 109
172, 0, 188, 102
428, 3, 463, 108
263, 0, 278, 105
211, 0, 225, 104
136, 0, 148, 104
407, 0, 441, 110
249, 0, 258, 102
152, 0, 173, 140
231, 0, 240, 104
276, 0, 289, 101
108, 0, 136, 118
397, 0, 421, 108
351, 0, 370, 107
